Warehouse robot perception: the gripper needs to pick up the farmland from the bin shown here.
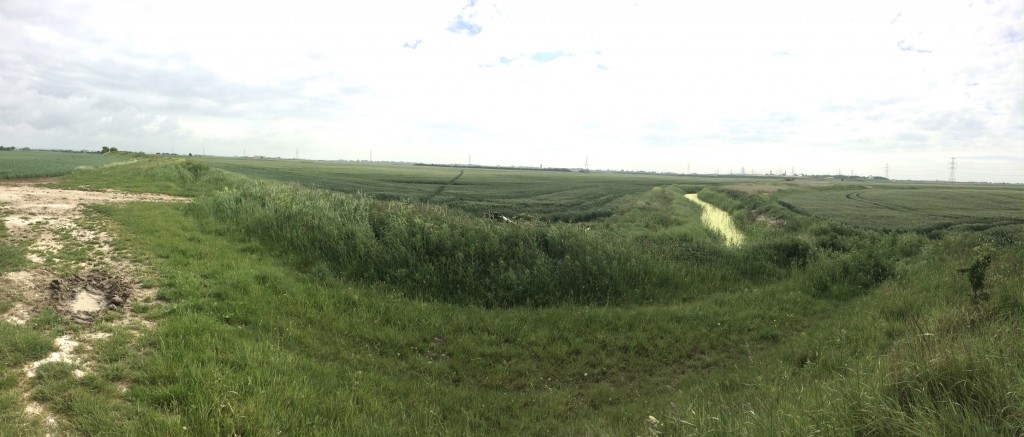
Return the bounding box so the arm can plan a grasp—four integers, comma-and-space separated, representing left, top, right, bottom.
198, 156, 738, 221
0, 155, 1020, 435
0, 150, 129, 179
780, 184, 1023, 233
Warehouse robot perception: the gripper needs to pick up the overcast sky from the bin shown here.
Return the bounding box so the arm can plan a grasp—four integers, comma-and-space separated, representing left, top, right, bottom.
1, 0, 1021, 182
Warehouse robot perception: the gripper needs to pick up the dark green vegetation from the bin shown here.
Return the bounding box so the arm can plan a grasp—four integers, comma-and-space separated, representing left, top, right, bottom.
780, 185, 1023, 233
0, 150, 129, 179
2, 157, 1021, 435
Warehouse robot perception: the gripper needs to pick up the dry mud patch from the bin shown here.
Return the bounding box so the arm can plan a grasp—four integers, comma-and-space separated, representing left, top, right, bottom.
0, 184, 188, 429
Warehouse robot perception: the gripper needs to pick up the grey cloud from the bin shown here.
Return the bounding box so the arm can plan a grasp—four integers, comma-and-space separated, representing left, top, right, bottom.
894, 132, 929, 143
2, 26, 360, 124
657, 113, 802, 148
915, 112, 973, 132
0, 0, 93, 39
0, 7, 366, 154
961, 154, 1024, 161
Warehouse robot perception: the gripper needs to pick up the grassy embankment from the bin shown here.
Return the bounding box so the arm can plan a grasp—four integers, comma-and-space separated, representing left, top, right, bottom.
0, 157, 1019, 435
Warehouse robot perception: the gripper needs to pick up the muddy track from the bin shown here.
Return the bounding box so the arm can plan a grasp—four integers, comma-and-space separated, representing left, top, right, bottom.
0, 183, 188, 430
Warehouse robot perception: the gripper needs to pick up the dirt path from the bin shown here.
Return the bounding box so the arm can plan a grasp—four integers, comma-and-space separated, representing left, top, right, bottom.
0, 183, 188, 430
684, 193, 745, 247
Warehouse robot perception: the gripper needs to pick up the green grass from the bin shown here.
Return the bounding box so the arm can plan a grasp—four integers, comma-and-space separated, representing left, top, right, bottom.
34, 201, 840, 434
189, 179, 680, 307
0, 150, 129, 179
779, 185, 1024, 232
1, 156, 1019, 435
0, 222, 28, 275
0, 323, 54, 436
55, 157, 234, 196
198, 156, 748, 222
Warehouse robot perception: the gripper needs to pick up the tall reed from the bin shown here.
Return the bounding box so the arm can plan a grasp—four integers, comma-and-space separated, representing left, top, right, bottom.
189, 179, 668, 307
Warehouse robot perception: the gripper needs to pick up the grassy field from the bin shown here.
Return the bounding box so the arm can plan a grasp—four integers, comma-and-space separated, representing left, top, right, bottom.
779, 184, 1023, 233
198, 156, 745, 222
0, 156, 1020, 435
0, 150, 129, 179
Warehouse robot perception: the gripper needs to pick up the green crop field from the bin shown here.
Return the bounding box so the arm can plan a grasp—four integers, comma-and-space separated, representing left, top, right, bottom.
779, 185, 1023, 232
0, 150, 130, 179
0, 156, 1019, 435
198, 156, 747, 221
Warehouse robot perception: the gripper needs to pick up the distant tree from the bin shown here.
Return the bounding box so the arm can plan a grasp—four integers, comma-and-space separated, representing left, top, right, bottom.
102, 146, 110, 153
110, 147, 118, 152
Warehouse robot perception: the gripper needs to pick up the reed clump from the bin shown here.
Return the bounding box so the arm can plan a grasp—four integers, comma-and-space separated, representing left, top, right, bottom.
190, 179, 666, 307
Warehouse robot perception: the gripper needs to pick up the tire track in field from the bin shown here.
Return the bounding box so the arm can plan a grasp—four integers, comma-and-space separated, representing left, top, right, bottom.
845, 191, 917, 213
422, 170, 464, 203
846, 190, 982, 220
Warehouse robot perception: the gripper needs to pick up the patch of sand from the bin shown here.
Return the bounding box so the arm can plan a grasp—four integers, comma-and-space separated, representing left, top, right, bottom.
0, 186, 185, 269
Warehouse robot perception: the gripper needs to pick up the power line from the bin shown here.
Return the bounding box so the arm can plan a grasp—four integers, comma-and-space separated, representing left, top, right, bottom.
948, 156, 956, 183
885, 163, 889, 179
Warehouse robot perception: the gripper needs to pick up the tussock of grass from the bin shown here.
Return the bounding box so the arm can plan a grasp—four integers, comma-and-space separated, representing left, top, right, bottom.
0, 323, 53, 369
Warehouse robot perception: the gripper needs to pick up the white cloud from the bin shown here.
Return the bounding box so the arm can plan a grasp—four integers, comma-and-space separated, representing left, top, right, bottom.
0, 0, 1021, 181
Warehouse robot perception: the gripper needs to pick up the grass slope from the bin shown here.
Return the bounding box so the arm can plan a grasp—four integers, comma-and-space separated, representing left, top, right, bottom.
1, 157, 1019, 435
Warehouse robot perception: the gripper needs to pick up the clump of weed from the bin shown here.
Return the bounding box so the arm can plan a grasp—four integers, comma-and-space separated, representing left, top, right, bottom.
959, 245, 994, 303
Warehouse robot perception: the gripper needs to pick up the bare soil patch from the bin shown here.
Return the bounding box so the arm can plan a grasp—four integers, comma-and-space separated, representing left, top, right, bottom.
1, 184, 187, 428
1, 185, 183, 325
